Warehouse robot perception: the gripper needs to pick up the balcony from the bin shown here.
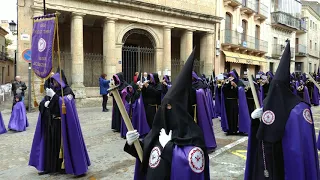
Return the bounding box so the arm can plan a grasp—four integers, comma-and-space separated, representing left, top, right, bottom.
254, 2, 268, 21
241, 0, 255, 16
271, 44, 294, 59
295, 44, 307, 56
271, 11, 300, 31
0, 52, 10, 61
297, 18, 307, 33
221, 29, 268, 53
223, 0, 242, 8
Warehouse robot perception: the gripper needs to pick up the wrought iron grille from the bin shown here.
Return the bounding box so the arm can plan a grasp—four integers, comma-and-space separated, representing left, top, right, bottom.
122, 46, 155, 83
193, 59, 204, 75
171, 58, 184, 81
53, 52, 104, 87
84, 53, 104, 87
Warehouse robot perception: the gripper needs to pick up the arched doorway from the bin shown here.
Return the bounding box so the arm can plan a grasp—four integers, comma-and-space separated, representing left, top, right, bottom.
122, 29, 155, 82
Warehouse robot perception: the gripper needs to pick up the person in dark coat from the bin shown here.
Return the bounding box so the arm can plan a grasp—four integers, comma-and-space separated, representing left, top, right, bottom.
245, 41, 319, 180
141, 73, 162, 128
111, 72, 129, 132
29, 72, 90, 176
124, 48, 210, 180
99, 73, 110, 112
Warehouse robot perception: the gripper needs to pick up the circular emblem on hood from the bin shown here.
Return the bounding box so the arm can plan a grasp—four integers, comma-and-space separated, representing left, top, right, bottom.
262, 110, 275, 125
303, 109, 313, 124
149, 146, 161, 168
188, 147, 205, 173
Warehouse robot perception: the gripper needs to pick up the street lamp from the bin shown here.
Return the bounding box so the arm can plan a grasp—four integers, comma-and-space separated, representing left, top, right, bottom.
9, 20, 17, 35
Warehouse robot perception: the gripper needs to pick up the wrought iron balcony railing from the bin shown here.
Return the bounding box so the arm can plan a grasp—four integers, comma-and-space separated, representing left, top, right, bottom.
295, 44, 306, 55
0, 52, 9, 61
299, 18, 307, 31
242, 0, 255, 11
222, 29, 268, 52
272, 44, 294, 59
271, 11, 300, 30
254, 2, 268, 17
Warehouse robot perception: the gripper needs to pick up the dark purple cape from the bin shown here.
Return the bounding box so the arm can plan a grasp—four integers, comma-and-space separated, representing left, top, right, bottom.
29, 97, 90, 175
205, 89, 215, 119
0, 112, 7, 134
120, 94, 150, 138
220, 86, 250, 133
312, 84, 319, 106
213, 86, 221, 118
245, 102, 320, 180
196, 89, 217, 151
303, 87, 311, 104
8, 102, 29, 132
134, 145, 207, 180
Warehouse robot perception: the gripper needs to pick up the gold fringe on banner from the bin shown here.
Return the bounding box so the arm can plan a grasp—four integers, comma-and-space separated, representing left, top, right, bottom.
55, 13, 66, 115
39, 79, 44, 93
32, 70, 39, 107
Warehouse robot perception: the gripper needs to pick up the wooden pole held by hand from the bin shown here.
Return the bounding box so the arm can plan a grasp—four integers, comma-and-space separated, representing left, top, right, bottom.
247, 69, 261, 109
108, 80, 143, 162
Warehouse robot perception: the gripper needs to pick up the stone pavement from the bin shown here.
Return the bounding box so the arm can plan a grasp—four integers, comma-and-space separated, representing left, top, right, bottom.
0, 104, 320, 180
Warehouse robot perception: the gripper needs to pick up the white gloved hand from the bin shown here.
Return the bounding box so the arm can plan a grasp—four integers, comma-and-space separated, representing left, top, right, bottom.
126, 130, 140, 146
159, 128, 172, 148
44, 101, 50, 108
46, 88, 55, 98
251, 108, 263, 119
67, 94, 73, 101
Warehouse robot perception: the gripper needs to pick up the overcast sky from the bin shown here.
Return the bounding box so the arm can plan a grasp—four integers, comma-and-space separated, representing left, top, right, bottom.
0, 0, 17, 22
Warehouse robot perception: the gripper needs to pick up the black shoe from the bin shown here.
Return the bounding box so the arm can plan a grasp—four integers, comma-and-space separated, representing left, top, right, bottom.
102, 109, 109, 112
38, 171, 49, 175
60, 169, 66, 174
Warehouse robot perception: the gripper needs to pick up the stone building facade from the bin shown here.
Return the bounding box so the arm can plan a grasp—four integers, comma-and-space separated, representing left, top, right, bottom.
18, 0, 221, 104
215, 0, 269, 77
0, 26, 14, 84
295, 1, 320, 74
265, 0, 304, 73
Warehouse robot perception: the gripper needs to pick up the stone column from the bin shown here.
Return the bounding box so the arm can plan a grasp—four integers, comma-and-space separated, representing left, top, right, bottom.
70, 12, 86, 98
103, 18, 117, 79
163, 26, 172, 76
205, 32, 214, 76
180, 29, 193, 61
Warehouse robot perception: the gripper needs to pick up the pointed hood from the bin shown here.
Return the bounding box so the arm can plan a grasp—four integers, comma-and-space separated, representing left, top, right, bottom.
51, 73, 66, 89
141, 48, 207, 174
258, 41, 302, 143
56, 67, 68, 86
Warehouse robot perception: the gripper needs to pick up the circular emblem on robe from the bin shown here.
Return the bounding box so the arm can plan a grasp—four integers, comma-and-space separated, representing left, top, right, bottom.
188, 147, 205, 173
262, 110, 275, 125
38, 38, 46, 52
303, 109, 313, 124
149, 146, 161, 169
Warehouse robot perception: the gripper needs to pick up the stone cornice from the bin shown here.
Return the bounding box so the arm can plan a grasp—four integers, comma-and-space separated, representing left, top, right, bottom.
302, 5, 320, 21
41, 3, 216, 32
98, 0, 223, 23
0, 26, 8, 36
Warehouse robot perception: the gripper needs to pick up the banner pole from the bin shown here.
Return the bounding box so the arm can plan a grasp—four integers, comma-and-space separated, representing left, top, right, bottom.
28, 63, 31, 112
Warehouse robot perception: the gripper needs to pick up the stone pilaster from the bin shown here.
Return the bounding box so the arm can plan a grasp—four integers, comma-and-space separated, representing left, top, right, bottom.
180, 29, 193, 61
163, 26, 172, 76
70, 12, 86, 98
204, 32, 214, 76
103, 17, 117, 79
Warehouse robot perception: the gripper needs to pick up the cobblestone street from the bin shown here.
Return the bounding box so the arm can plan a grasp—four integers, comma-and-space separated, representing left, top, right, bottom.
1, 101, 320, 180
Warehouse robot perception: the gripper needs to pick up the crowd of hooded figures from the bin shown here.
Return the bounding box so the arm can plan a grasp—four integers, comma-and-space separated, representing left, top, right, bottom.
0, 41, 320, 179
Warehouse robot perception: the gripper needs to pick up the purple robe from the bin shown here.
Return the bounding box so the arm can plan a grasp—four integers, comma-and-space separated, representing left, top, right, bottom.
133, 145, 208, 180
205, 89, 215, 119
220, 86, 250, 133
196, 89, 217, 151
258, 86, 264, 105
303, 87, 311, 104
29, 97, 90, 176
312, 84, 319, 106
213, 86, 221, 118
120, 94, 150, 138
245, 102, 320, 180
0, 112, 7, 134
8, 102, 28, 132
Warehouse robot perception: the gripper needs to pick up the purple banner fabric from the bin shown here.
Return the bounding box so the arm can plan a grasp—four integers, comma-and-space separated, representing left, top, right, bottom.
31, 18, 55, 78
